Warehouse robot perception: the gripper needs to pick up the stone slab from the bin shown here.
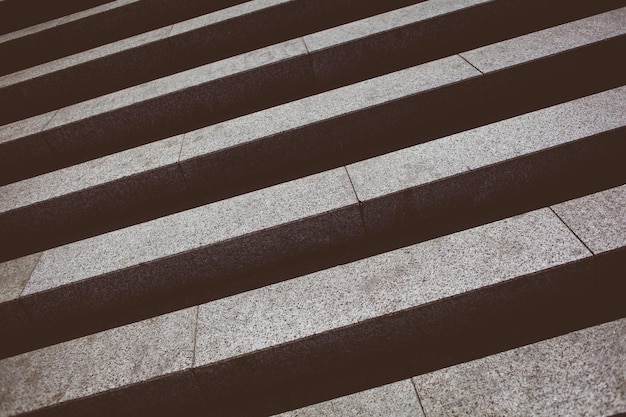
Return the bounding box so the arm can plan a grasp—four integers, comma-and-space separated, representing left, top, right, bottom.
54, 0, 141, 27
272, 379, 424, 417
46, 38, 304, 129
0, 0, 289, 88
179, 54, 479, 169
0, 135, 183, 214
169, 0, 290, 37
0, 36, 306, 143
0, 206, 602, 414
0, 17, 62, 44
552, 184, 626, 254
303, 0, 488, 52
0, 134, 187, 262
0, 110, 55, 145
461, 7, 626, 73
0, 306, 197, 416
0, 0, 139, 45
345, 86, 626, 233
0, 253, 41, 303
0, 111, 56, 185
0, 135, 184, 213
19, 168, 361, 292
0, 24, 173, 88
412, 318, 626, 417
193, 208, 588, 367
39, 37, 309, 160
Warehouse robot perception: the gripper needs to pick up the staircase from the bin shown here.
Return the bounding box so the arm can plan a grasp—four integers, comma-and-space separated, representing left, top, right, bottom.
0, 0, 624, 415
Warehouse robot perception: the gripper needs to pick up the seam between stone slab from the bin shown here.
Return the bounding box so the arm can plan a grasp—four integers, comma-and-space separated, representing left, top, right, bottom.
16, 252, 43, 298
342, 165, 369, 236
410, 378, 428, 417
301, 35, 311, 55
457, 53, 484, 74
191, 305, 200, 375
548, 206, 597, 255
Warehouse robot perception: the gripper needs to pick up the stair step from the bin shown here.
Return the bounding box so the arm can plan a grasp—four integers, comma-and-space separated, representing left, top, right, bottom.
0, 168, 364, 358
1, 85, 624, 357
0, 185, 623, 416
2, 0, 622, 124
1, 1, 624, 414
1, 84, 624, 263
274, 318, 626, 417
0, 0, 114, 36
1, 6, 624, 186
0, 0, 259, 75
0, 0, 431, 124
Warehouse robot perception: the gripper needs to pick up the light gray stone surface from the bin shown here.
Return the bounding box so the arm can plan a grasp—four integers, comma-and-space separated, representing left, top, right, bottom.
552, 184, 626, 254
0, 306, 196, 416
21, 168, 359, 295
0, 25, 173, 88
0, 18, 62, 44
169, 0, 289, 37
180, 55, 479, 160
346, 86, 626, 201
0, 110, 56, 145
0, 134, 183, 213
303, 0, 488, 52
412, 318, 626, 417
0, 0, 139, 45
194, 208, 588, 366
461, 7, 626, 72
0, 253, 41, 303
54, 0, 141, 26
273, 380, 424, 417
43, 37, 307, 130
0, 0, 294, 88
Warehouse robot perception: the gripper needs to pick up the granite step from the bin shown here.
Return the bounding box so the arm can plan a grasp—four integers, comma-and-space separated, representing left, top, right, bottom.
0, 0, 254, 75
1, 0, 621, 125
0, 86, 623, 358
0, 0, 435, 78
0, 0, 425, 124
0, 184, 623, 416
1, 6, 624, 186
1, 1, 624, 414
0, 0, 114, 36
274, 318, 626, 417
0, 37, 624, 262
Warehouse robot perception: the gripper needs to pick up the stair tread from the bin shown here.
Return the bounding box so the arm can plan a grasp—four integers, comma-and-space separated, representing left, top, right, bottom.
3, 188, 622, 415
